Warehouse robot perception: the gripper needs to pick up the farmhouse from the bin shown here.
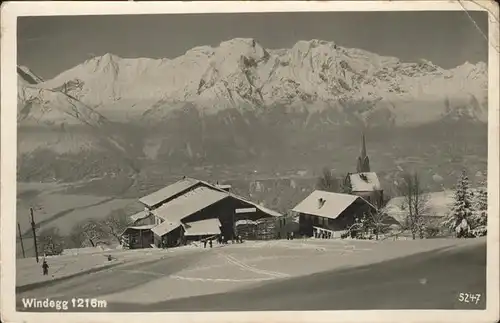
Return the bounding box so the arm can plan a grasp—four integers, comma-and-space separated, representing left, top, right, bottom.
121, 177, 284, 249
292, 190, 376, 238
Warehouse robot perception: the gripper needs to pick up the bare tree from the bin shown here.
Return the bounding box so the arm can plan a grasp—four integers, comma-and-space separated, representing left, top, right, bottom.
69, 219, 106, 248
366, 194, 393, 240
99, 210, 130, 244
362, 196, 391, 240
316, 167, 340, 192
397, 172, 429, 240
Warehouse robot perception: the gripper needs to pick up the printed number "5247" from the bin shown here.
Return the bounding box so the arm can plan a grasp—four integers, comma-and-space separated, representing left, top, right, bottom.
458, 293, 481, 304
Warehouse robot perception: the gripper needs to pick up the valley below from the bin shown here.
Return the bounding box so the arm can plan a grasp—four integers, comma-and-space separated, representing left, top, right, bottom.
16, 117, 487, 258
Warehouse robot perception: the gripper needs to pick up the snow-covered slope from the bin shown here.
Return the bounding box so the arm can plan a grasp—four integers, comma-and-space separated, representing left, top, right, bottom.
23, 38, 488, 126
16, 68, 136, 167
17, 65, 44, 85
17, 82, 106, 127
386, 190, 455, 225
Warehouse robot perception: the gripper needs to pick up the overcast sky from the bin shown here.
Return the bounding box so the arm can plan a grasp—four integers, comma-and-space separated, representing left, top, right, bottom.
18, 10, 488, 80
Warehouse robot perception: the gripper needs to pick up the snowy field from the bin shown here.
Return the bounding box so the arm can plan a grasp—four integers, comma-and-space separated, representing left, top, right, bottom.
16, 244, 204, 287
17, 237, 485, 305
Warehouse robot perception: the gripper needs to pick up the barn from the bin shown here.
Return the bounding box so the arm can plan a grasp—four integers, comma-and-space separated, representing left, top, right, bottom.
122, 177, 284, 249
291, 190, 376, 238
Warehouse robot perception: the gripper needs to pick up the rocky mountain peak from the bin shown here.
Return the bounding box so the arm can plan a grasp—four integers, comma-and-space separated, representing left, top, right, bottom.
18, 38, 488, 126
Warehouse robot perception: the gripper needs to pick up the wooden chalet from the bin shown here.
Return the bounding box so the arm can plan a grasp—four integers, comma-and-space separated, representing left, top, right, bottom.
292, 190, 376, 238
121, 177, 284, 249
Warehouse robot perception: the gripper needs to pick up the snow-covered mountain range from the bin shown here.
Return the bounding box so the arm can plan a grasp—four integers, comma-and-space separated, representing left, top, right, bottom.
18, 38, 487, 127
17, 38, 488, 183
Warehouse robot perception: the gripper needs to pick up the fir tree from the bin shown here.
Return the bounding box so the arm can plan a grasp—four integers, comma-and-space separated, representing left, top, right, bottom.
444, 170, 474, 237
472, 178, 487, 228
341, 174, 353, 194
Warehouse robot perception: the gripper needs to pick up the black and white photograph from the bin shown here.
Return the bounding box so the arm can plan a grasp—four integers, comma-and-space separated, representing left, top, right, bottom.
1, 1, 499, 322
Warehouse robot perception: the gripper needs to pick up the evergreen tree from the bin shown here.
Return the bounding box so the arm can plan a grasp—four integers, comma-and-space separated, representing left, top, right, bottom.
341, 174, 353, 194
472, 178, 487, 228
444, 170, 474, 237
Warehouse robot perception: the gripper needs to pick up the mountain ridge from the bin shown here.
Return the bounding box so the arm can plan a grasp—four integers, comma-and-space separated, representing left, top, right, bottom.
19, 38, 487, 126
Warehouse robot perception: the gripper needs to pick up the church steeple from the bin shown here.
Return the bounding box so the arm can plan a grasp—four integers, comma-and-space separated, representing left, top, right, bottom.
356, 132, 371, 173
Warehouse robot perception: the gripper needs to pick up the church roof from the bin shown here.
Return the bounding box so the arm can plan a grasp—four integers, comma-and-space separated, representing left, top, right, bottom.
349, 172, 381, 192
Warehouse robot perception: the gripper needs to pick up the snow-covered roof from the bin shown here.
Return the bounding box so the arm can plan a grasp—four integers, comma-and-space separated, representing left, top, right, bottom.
120, 224, 156, 236
152, 187, 228, 223
151, 221, 182, 237
183, 218, 221, 236
349, 172, 381, 192
139, 178, 201, 208
129, 210, 149, 223
143, 177, 282, 225
292, 190, 373, 220
385, 190, 455, 224
227, 192, 283, 217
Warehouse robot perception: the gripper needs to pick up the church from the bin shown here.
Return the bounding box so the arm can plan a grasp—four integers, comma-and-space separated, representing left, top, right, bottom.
344, 133, 384, 206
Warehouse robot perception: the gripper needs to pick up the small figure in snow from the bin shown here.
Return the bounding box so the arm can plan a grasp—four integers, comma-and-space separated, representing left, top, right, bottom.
203, 240, 207, 248
42, 260, 49, 276
209, 239, 213, 248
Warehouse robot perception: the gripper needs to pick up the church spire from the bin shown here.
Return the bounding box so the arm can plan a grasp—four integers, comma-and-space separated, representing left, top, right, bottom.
356, 132, 371, 173
361, 133, 367, 160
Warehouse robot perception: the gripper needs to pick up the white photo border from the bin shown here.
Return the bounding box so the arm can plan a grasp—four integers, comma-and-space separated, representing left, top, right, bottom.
1, 1, 499, 323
